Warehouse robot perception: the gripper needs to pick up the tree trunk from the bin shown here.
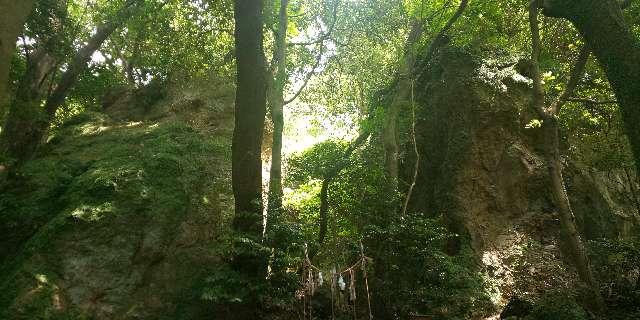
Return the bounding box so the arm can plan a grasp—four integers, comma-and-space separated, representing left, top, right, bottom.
267, 0, 289, 219
0, 0, 143, 165
382, 19, 423, 194
0, 0, 35, 119
383, 0, 469, 195
317, 130, 370, 245
542, 0, 640, 170
0, 49, 55, 164
544, 116, 606, 313
529, 2, 606, 314
231, 0, 268, 281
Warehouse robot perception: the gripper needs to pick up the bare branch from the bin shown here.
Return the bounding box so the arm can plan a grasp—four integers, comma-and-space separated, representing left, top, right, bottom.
283, 46, 323, 106
422, 0, 470, 65
283, 0, 340, 105
288, 0, 340, 47
549, 45, 590, 114
565, 97, 618, 105
401, 81, 420, 216
528, 0, 547, 118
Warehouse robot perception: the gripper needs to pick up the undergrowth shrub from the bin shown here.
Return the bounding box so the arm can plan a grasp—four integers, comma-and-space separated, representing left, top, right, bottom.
284, 140, 498, 319
524, 291, 588, 320
365, 215, 497, 319
589, 238, 640, 319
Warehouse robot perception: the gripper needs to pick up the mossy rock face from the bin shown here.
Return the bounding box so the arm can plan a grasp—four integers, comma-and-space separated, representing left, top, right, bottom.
406, 46, 638, 311
0, 81, 234, 319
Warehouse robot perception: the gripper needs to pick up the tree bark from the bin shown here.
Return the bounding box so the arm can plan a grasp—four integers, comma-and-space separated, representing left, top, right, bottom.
0, 0, 143, 165
544, 116, 606, 313
529, 2, 606, 314
266, 0, 289, 219
318, 130, 370, 245
231, 0, 268, 281
383, 0, 469, 194
0, 49, 55, 164
382, 19, 423, 194
542, 0, 640, 171
0, 0, 35, 118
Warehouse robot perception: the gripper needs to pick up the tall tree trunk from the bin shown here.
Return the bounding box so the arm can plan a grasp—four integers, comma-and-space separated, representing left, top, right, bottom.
382, 19, 424, 194
231, 0, 268, 281
544, 116, 606, 313
529, 2, 606, 314
542, 0, 640, 170
0, 0, 143, 165
0, 49, 55, 164
317, 130, 370, 245
0, 0, 35, 119
267, 0, 289, 219
382, 0, 469, 195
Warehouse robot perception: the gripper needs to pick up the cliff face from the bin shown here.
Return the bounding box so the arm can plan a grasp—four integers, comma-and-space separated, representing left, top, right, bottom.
0, 77, 235, 319
407, 47, 639, 304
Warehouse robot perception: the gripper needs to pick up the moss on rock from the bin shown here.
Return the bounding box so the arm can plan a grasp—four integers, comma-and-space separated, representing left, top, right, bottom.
0, 81, 234, 319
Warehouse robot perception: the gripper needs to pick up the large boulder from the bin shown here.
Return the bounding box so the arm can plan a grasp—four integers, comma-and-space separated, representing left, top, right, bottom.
0, 77, 235, 319
406, 47, 639, 305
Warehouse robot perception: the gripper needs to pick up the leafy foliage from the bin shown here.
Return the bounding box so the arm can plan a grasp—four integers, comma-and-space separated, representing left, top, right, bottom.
365, 216, 497, 319
285, 140, 497, 318
524, 291, 588, 320
589, 238, 640, 319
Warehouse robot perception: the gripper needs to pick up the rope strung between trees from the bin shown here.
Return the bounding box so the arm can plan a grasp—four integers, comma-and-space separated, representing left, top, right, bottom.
300, 242, 373, 320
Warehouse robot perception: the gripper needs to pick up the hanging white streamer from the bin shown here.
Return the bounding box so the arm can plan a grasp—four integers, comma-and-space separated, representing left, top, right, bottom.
338, 274, 346, 291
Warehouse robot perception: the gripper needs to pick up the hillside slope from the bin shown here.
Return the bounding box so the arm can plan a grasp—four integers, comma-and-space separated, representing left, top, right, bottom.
0, 78, 234, 319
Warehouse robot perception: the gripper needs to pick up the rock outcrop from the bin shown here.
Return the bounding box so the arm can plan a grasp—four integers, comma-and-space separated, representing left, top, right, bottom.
0, 76, 235, 319
407, 47, 639, 306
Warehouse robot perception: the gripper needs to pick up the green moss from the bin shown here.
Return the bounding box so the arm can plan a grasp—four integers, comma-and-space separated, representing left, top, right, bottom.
1, 271, 91, 320
0, 109, 230, 318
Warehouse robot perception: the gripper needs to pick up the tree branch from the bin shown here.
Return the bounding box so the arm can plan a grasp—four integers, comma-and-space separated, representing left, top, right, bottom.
44, 0, 143, 117
283, 46, 323, 106
288, 0, 340, 46
418, 0, 470, 71
283, 0, 340, 105
528, 0, 547, 118
565, 97, 618, 105
400, 81, 420, 216
549, 45, 590, 114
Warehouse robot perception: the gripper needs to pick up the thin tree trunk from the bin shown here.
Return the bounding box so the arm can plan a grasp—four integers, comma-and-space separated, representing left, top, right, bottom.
0, 0, 35, 118
383, 0, 469, 194
231, 0, 268, 281
529, 2, 606, 314
382, 19, 423, 194
542, 0, 640, 172
0, 49, 55, 164
400, 81, 419, 216
545, 116, 606, 312
44, 0, 142, 118
0, 0, 143, 165
267, 0, 289, 219
318, 130, 370, 245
